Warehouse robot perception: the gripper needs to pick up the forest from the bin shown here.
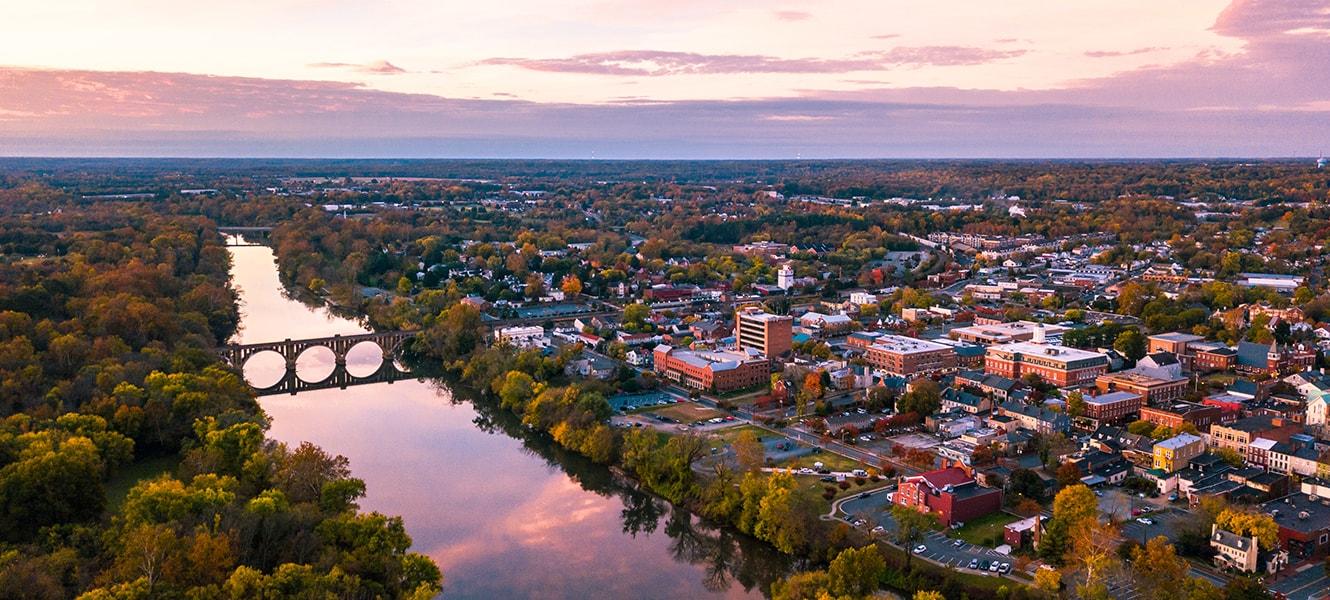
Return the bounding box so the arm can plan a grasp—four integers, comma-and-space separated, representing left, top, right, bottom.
0, 186, 441, 598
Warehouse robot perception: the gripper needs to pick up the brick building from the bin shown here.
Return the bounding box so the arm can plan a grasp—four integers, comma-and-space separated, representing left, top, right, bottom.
984, 342, 1108, 388
1141, 402, 1223, 432
652, 345, 768, 393
894, 465, 1002, 527
1083, 391, 1144, 423
735, 306, 793, 357
864, 335, 958, 378
1094, 371, 1188, 404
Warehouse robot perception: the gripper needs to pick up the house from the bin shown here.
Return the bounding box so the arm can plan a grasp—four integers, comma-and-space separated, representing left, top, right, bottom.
1154, 433, 1206, 473
1209, 415, 1305, 464
954, 370, 1020, 401
1211, 525, 1283, 574
941, 387, 992, 415
995, 401, 1071, 435
1003, 515, 1045, 550
1284, 369, 1330, 429
894, 464, 1003, 527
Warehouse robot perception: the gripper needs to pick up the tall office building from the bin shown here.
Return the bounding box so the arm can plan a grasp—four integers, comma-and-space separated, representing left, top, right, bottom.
735, 306, 793, 357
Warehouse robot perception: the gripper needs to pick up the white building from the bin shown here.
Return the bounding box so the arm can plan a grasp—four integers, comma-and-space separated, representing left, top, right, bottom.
849, 291, 879, 306
778, 264, 795, 290
495, 325, 547, 349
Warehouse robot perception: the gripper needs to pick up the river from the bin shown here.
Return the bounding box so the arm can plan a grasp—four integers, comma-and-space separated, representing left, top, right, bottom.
226, 242, 790, 599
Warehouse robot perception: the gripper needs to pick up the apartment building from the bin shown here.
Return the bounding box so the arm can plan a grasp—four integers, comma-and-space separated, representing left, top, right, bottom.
1209, 416, 1304, 463
1084, 391, 1144, 424
652, 345, 768, 393
864, 335, 958, 378
984, 342, 1108, 388
735, 306, 793, 357
1154, 433, 1206, 473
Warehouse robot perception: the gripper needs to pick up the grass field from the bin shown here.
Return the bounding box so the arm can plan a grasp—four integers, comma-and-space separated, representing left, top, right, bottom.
947, 511, 1020, 547
775, 450, 865, 472
651, 402, 726, 423
105, 454, 179, 513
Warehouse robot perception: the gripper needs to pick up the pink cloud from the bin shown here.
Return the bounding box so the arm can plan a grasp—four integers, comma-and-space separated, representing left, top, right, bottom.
479, 46, 1025, 76
773, 10, 811, 21
1083, 47, 1168, 58
308, 60, 407, 74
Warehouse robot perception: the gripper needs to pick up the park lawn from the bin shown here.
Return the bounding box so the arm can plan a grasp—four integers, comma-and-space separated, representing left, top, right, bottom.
947, 511, 1020, 547
105, 454, 180, 514
774, 449, 865, 472
651, 402, 726, 423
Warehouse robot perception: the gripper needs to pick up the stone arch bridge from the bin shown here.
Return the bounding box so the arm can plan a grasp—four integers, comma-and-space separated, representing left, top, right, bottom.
218, 331, 417, 396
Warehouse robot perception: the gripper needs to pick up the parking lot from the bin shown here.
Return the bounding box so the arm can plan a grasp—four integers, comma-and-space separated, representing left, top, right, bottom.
837, 492, 1025, 576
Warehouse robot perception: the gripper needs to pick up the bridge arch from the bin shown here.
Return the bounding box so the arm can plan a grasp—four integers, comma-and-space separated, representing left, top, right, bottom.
219, 331, 417, 395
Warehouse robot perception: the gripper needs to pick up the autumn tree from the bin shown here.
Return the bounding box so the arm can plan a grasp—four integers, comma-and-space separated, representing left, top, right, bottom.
733, 430, 766, 472
1131, 536, 1188, 600
825, 545, 885, 598
890, 505, 938, 571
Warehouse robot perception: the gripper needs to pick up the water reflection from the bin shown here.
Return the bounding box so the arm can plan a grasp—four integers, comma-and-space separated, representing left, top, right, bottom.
230, 244, 792, 598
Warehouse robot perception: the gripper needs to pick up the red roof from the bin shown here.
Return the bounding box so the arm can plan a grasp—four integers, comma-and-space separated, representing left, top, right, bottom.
916, 467, 974, 490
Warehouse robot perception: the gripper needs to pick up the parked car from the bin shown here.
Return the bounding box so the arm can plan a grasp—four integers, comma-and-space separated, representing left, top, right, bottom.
871, 525, 885, 534
953, 539, 964, 547
914, 545, 927, 554
998, 563, 1011, 574
978, 560, 990, 571
1136, 517, 1154, 525
989, 562, 1000, 572
968, 558, 978, 569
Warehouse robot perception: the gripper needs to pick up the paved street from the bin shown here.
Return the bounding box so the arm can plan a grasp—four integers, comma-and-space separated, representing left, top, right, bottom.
1270, 561, 1330, 600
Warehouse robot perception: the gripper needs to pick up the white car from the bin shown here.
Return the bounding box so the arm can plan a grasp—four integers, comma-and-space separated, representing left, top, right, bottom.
914, 544, 927, 554
1136, 517, 1154, 525
871, 525, 885, 534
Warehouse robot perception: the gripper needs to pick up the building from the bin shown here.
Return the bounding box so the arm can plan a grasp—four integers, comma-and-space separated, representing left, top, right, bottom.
652, 345, 768, 393
735, 306, 793, 358
1262, 479, 1330, 560
849, 291, 878, 306
1236, 272, 1303, 293
864, 335, 958, 378
995, 401, 1071, 435
1095, 370, 1188, 404
798, 312, 854, 335
1141, 402, 1223, 432
894, 465, 1002, 527
1209, 416, 1304, 463
1235, 341, 1316, 376
1194, 344, 1238, 372
1211, 526, 1261, 573
1148, 332, 1206, 358
949, 320, 1067, 345
985, 342, 1109, 388
777, 264, 795, 290
494, 325, 547, 349
1154, 433, 1206, 473
1084, 391, 1144, 423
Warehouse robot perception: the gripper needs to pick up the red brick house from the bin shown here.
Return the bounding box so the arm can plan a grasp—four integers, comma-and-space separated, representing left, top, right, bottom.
894, 464, 1002, 527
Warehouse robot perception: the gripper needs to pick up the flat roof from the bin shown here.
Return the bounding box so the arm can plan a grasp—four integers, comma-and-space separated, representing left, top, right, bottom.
870, 334, 953, 355
1150, 332, 1205, 342
951, 320, 1068, 340
988, 342, 1107, 363
1086, 391, 1142, 405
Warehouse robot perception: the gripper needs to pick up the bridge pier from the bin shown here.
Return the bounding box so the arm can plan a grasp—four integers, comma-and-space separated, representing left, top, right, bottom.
217, 330, 417, 396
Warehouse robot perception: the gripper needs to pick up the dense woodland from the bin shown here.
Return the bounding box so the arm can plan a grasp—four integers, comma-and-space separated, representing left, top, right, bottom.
0, 187, 440, 599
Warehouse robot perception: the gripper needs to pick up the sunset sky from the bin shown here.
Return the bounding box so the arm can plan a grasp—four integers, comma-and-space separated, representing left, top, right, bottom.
2, 0, 1327, 157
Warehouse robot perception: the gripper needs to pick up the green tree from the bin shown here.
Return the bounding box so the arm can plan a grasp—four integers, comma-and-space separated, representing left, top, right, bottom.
826, 545, 885, 598
732, 430, 765, 472
890, 505, 938, 571
1114, 328, 1148, 362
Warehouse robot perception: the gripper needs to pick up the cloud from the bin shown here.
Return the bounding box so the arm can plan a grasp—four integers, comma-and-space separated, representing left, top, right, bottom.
773, 10, 811, 21
479, 46, 1026, 76
308, 60, 407, 74
871, 34, 901, 40
1083, 47, 1168, 58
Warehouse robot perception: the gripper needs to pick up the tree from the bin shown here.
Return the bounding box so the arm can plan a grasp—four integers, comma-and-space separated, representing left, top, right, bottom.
1215, 508, 1279, 550
1071, 519, 1119, 600
826, 546, 885, 597
395, 276, 413, 296
1066, 390, 1088, 419
890, 505, 938, 571
913, 592, 944, 600
622, 303, 650, 330
1009, 468, 1046, 501
1213, 447, 1245, 467
732, 430, 766, 472
1114, 328, 1148, 362
1033, 567, 1061, 598
1132, 536, 1188, 600
1128, 420, 1156, 436
1040, 484, 1098, 564
560, 274, 583, 296
897, 379, 941, 417
1222, 576, 1273, 600
771, 571, 831, 600
1056, 462, 1083, 487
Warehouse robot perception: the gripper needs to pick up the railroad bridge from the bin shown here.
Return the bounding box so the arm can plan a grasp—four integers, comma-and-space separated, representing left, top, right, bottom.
218, 331, 417, 396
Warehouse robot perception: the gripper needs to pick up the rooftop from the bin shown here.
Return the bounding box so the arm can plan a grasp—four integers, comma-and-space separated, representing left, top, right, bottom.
870, 334, 953, 355
988, 341, 1108, 363
1150, 332, 1205, 343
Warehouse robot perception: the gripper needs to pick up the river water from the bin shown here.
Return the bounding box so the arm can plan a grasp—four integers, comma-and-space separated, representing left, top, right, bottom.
226, 243, 789, 599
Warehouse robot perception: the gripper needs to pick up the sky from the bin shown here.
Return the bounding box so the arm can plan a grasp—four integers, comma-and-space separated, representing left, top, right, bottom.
1, 0, 1328, 158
